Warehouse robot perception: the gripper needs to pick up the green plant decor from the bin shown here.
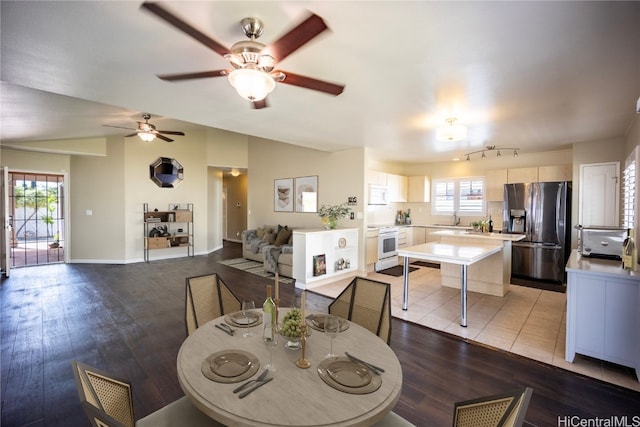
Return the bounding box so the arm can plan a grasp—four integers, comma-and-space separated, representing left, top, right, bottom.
318, 203, 352, 229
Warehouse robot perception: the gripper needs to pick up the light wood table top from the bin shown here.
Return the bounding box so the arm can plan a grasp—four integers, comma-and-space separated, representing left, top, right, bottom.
177, 309, 403, 427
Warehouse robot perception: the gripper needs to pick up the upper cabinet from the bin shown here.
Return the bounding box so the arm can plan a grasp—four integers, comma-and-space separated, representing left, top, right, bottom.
507, 167, 538, 184
539, 165, 572, 182
367, 170, 388, 186
507, 165, 572, 184
486, 169, 507, 202
486, 165, 572, 201
387, 173, 408, 202
407, 176, 430, 203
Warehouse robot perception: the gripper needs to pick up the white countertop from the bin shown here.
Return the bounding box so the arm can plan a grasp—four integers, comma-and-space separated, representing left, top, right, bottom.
432, 229, 526, 242
398, 242, 503, 265
565, 250, 639, 280
406, 224, 473, 230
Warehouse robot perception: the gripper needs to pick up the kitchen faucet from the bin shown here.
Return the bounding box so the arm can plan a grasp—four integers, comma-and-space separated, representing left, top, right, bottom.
453, 211, 460, 226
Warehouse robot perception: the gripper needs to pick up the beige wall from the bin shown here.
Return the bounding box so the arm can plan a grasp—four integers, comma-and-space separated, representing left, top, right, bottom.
1, 148, 71, 172
70, 136, 126, 261
247, 137, 366, 269
206, 129, 249, 169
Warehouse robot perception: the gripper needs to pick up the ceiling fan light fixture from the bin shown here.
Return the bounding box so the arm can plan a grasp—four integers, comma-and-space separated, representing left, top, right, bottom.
228, 68, 276, 101
436, 117, 467, 142
138, 132, 156, 142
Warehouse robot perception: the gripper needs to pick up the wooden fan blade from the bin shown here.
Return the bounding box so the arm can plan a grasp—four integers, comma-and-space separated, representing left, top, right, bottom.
154, 133, 174, 142
141, 2, 229, 57
278, 71, 345, 96
124, 133, 139, 137
157, 131, 185, 136
157, 70, 228, 81
265, 13, 328, 62
252, 99, 268, 109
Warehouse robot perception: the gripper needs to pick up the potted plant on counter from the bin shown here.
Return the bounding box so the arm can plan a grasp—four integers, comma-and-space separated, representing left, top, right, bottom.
318, 203, 351, 229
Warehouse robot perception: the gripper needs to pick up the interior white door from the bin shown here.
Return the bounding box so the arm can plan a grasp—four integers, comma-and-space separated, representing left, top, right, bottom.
1, 166, 10, 277
579, 162, 620, 227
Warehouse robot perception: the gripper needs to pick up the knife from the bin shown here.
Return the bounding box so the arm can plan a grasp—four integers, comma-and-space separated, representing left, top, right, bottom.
215, 324, 234, 336
238, 377, 273, 398
345, 352, 385, 375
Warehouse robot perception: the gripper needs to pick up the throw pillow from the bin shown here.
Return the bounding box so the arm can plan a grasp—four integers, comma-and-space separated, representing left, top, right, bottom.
256, 227, 265, 239
262, 232, 276, 244
275, 227, 292, 246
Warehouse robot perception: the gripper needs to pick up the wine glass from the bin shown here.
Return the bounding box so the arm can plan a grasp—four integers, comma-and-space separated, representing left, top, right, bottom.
324, 315, 340, 358
241, 300, 255, 337
262, 322, 278, 372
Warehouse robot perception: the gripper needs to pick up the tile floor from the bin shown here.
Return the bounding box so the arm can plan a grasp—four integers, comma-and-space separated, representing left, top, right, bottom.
310, 264, 640, 392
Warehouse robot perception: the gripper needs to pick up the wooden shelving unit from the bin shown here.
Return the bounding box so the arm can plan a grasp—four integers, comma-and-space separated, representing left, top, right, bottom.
143, 203, 193, 261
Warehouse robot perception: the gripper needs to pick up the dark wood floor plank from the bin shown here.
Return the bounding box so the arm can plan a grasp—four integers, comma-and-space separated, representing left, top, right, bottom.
1, 241, 639, 427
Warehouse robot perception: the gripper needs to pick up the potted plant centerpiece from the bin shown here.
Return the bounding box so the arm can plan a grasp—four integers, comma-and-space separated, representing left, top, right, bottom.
318, 203, 352, 229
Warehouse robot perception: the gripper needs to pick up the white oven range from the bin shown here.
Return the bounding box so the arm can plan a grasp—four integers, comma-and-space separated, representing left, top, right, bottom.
373, 225, 399, 271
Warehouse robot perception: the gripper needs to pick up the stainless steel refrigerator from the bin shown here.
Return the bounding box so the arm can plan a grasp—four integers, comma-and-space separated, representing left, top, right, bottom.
503, 181, 572, 284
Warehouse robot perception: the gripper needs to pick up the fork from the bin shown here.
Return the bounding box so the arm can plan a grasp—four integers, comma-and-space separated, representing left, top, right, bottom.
232, 368, 269, 393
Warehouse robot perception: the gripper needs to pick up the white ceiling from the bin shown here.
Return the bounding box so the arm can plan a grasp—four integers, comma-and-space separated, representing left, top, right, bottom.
1, 1, 639, 163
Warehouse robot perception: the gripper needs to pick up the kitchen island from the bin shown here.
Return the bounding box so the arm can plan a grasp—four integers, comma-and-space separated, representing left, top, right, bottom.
430, 230, 526, 297
398, 241, 503, 327
565, 250, 640, 381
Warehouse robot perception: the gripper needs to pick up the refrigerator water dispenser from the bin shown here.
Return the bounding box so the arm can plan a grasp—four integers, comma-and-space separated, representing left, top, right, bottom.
509, 209, 526, 233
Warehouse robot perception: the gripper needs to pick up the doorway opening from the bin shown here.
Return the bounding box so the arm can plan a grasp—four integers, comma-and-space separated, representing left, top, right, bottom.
9, 172, 65, 267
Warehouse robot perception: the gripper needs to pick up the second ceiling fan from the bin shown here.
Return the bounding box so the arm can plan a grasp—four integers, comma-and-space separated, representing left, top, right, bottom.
141, 1, 345, 109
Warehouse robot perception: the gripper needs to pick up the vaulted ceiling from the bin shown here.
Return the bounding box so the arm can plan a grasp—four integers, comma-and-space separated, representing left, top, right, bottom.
1, 1, 639, 162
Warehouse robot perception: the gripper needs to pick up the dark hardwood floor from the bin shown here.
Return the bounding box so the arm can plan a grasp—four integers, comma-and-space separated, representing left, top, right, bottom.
1, 241, 638, 426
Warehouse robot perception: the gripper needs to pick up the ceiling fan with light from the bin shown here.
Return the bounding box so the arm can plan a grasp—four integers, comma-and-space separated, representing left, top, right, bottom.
140, 1, 345, 109
103, 113, 185, 142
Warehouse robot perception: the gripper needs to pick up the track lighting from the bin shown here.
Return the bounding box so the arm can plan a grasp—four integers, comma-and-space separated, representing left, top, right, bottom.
465, 145, 520, 161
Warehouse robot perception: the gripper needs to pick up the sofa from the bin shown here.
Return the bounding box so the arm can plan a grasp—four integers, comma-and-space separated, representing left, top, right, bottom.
241, 225, 294, 277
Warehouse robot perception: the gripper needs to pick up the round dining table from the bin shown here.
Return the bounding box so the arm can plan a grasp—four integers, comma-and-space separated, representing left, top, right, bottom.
176, 308, 403, 427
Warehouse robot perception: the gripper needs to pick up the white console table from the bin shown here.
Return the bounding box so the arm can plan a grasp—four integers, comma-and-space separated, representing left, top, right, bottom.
292, 228, 359, 289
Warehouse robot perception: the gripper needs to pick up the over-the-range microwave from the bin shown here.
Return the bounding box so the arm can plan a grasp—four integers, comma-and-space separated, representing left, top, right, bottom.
368, 184, 388, 205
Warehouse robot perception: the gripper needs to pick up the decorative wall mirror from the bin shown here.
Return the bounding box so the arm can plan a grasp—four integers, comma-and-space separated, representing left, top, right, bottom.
150, 157, 183, 188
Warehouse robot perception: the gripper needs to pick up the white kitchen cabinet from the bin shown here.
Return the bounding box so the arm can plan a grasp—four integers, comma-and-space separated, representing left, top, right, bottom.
397, 227, 408, 248
407, 176, 430, 202
365, 229, 379, 266
367, 170, 387, 186
485, 169, 508, 201
565, 251, 640, 381
507, 167, 538, 183
293, 228, 359, 289
387, 173, 408, 202
539, 165, 571, 182
407, 227, 426, 246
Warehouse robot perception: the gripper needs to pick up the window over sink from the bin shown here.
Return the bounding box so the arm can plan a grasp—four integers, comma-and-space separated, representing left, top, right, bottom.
432, 177, 485, 216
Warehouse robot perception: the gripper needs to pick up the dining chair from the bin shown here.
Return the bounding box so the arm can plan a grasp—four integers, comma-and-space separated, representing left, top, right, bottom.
71, 360, 222, 427
186, 272, 241, 336
374, 410, 416, 426
329, 276, 392, 344
452, 387, 534, 427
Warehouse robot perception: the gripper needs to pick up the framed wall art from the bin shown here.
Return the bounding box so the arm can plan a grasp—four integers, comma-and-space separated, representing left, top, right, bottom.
274, 178, 294, 212
295, 175, 318, 213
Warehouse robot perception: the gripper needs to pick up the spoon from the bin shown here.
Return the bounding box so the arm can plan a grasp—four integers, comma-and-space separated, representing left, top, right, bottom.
232, 368, 270, 393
